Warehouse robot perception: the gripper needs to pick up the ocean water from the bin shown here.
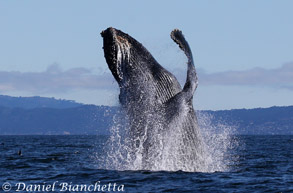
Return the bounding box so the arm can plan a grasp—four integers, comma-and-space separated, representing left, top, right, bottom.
0, 135, 292, 192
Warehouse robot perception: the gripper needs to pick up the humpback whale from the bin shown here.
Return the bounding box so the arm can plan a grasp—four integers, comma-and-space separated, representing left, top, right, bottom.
101, 27, 204, 171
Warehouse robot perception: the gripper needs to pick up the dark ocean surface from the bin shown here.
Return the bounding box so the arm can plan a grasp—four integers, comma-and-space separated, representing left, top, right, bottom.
0, 135, 292, 193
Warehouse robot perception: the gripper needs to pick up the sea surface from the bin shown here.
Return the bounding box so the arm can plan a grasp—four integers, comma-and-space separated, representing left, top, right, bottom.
0, 135, 292, 192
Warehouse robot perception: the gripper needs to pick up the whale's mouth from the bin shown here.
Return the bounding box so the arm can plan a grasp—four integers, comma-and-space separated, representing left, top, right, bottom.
101, 27, 131, 83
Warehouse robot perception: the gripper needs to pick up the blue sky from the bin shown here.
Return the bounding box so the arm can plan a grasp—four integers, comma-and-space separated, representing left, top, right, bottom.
0, 0, 292, 110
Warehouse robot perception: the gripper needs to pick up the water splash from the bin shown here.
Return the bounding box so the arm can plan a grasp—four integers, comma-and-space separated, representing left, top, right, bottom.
101, 108, 238, 173
197, 111, 239, 172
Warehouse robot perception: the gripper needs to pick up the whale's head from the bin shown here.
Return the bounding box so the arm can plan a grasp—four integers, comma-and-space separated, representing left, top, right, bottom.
101, 27, 181, 105
101, 27, 157, 84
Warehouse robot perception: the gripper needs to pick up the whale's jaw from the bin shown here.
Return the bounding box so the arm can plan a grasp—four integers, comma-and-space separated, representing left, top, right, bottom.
101, 27, 132, 84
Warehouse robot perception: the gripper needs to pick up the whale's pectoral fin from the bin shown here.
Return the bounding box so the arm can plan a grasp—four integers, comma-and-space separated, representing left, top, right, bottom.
171, 29, 198, 102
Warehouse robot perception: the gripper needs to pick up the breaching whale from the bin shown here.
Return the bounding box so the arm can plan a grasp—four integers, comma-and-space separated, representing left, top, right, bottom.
101, 27, 204, 171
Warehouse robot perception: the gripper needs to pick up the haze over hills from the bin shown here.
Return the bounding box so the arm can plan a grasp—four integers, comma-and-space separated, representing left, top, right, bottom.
0, 95, 292, 135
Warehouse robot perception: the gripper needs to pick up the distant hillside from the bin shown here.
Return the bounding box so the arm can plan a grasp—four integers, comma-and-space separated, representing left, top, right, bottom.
205, 106, 293, 135
0, 105, 116, 135
0, 95, 292, 135
0, 95, 82, 109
